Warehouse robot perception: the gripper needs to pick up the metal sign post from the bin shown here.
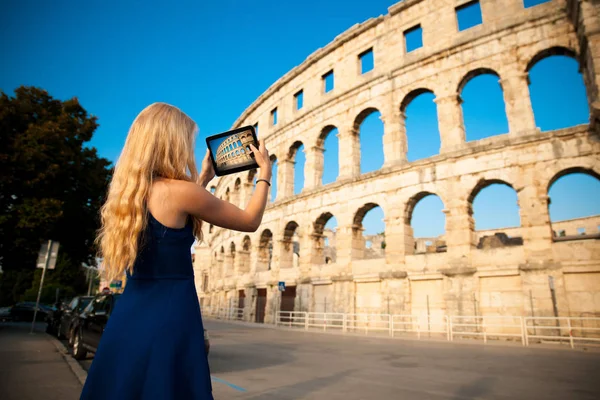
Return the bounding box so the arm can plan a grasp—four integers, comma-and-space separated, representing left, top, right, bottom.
31, 240, 59, 333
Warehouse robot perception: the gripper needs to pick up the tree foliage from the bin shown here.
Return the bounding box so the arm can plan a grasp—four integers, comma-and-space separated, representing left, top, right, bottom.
0, 86, 112, 306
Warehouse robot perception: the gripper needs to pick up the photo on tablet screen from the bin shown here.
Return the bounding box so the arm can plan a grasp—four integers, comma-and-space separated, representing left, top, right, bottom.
207, 127, 257, 175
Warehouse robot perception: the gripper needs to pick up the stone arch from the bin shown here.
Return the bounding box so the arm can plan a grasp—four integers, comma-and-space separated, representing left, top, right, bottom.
281, 221, 300, 269
525, 46, 577, 73
400, 88, 434, 113
526, 46, 589, 131
353, 107, 384, 174
406, 191, 446, 254
269, 154, 278, 202
288, 141, 305, 195
352, 203, 385, 259
468, 179, 522, 248
225, 241, 235, 276
230, 178, 241, 207
312, 212, 338, 265
238, 235, 252, 274
316, 125, 339, 185
257, 229, 273, 272
548, 167, 600, 239
458, 68, 509, 141
400, 88, 440, 161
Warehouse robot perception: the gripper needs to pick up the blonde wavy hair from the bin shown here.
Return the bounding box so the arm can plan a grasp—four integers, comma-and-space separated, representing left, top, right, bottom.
97, 103, 203, 282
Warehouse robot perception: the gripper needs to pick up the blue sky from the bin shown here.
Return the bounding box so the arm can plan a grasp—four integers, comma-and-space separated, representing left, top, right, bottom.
2, 0, 598, 239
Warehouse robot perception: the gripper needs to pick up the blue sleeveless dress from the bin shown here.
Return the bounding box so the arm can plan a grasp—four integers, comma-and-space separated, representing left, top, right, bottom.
81, 213, 213, 399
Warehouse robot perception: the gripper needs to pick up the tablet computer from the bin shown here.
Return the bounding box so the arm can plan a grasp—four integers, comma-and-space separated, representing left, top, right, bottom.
205, 125, 259, 177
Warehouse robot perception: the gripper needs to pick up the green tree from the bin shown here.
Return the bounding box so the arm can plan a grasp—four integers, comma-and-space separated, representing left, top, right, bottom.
0, 86, 112, 306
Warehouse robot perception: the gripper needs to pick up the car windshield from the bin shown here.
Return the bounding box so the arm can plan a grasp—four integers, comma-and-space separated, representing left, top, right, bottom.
78, 298, 92, 311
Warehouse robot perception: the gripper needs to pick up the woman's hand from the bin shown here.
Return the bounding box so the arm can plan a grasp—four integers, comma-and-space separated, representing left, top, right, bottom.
248, 139, 272, 181
198, 149, 215, 188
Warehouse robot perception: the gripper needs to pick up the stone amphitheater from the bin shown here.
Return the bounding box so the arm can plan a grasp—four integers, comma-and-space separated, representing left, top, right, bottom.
193, 0, 600, 327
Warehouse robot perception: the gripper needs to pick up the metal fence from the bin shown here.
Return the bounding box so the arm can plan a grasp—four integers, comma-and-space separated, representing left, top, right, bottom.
202, 306, 600, 350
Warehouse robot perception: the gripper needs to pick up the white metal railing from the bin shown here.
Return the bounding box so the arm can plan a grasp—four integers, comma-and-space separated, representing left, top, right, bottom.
449, 316, 525, 345
204, 308, 600, 350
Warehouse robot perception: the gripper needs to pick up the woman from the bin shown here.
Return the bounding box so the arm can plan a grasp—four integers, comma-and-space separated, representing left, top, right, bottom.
81, 103, 271, 399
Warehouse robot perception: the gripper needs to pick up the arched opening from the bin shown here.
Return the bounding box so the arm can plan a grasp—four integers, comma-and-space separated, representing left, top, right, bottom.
239, 236, 251, 274
354, 108, 384, 174
469, 180, 522, 248
257, 229, 273, 272
458, 69, 509, 141
401, 89, 439, 161
270, 155, 278, 202
225, 187, 230, 203
232, 178, 241, 207
312, 212, 338, 265
318, 125, 339, 185
289, 141, 305, 195
527, 48, 589, 131
210, 186, 216, 195
227, 242, 236, 276
281, 221, 300, 269
406, 192, 446, 254
352, 203, 385, 260
218, 246, 225, 278
548, 169, 600, 240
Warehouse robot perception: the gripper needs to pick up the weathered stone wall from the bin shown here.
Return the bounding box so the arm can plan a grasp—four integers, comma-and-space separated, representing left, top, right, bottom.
193, 0, 600, 325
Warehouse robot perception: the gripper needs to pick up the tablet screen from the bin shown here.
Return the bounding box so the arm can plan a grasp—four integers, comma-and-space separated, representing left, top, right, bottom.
206, 126, 259, 176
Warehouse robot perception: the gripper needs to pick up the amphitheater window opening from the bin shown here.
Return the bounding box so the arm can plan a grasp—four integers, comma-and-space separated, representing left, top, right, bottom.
270, 156, 278, 202
227, 242, 236, 276
233, 178, 241, 206
527, 51, 589, 131
209, 224, 213, 233
271, 107, 278, 126
469, 182, 521, 248
456, 1, 482, 32
253, 123, 258, 135
323, 70, 334, 93
319, 126, 339, 185
548, 170, 600, 241
257, 229, 273, 272
239, 235, 252, 274
459, 70, 508, 141
248, 168, 257, 185
353, 204, 385, 260
523, 0, 551, 8
289, 142, 305, 195
282, 221, 300, 269
294, 90, 304, 110
404, 24, 423, 53
408, 193, 446, 255
355, 108, 384, 174
325, 257, 331, 264
402, 90, 440, 161
359, 48, 374, 74
313, 213, 337, 265
210, 186, 216, 195
366, 240, 372, 249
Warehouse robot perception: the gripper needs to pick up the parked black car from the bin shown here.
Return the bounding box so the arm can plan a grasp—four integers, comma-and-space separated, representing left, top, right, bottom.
70, 292, 120, 360
5, 302, 53, 322
70, 292, 211, 360
47, 296, 93, 339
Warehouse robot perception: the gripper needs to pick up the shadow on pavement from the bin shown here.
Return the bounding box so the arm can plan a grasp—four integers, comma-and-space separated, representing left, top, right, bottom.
209, 342, 296, 374
242, 369, 355, 400
452, 376, 496, 400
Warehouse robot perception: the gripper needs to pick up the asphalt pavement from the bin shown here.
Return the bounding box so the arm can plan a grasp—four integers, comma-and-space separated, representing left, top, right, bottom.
0, 322, 82, 400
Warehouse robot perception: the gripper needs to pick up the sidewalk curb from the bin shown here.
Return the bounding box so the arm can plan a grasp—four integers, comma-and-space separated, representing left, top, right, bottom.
47, 334, 87, 386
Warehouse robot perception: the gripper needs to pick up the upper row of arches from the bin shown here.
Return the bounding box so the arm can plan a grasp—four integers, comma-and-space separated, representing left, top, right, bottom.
244, 0, 558, 135
213, 48, 589, 200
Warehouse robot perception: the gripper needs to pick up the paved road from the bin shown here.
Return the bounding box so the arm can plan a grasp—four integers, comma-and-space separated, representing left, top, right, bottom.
72, 319, 600, 399
202, 319, 600, 400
